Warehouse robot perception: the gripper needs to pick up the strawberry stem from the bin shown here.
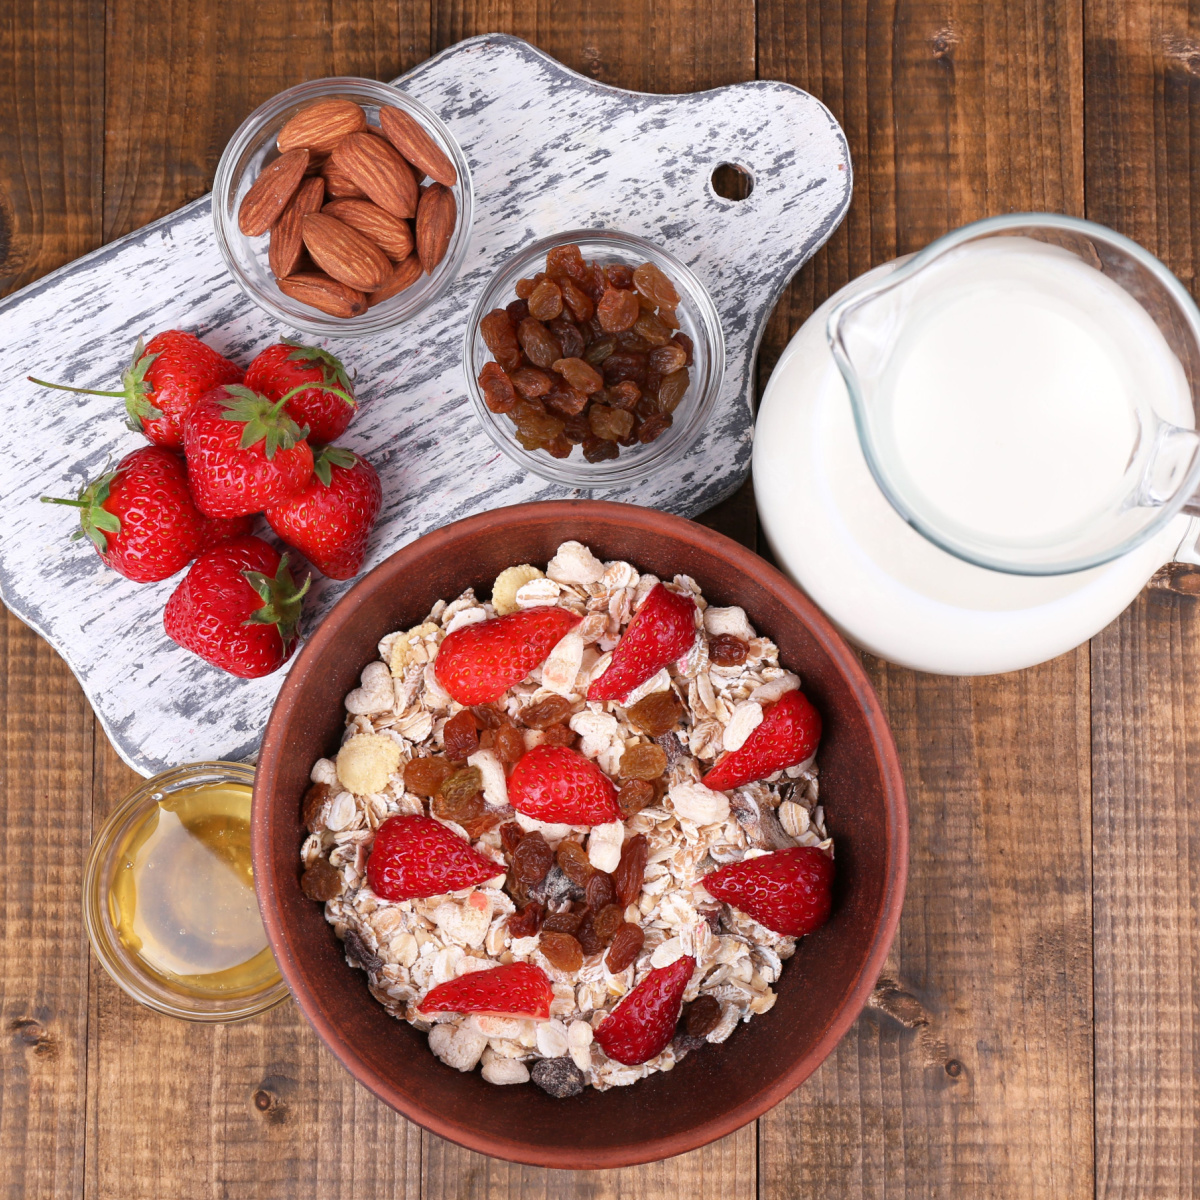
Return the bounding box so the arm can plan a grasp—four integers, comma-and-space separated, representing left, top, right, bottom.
28, 377, 126, 398
271, 381, 356, 411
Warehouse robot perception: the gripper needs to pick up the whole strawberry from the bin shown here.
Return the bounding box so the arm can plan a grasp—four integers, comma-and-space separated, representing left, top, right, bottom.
417, 962, 554, 1019
244, 340, 357, 444
30, 331, 243, 449
594, 955, 696, 1066
265, 446, 381, 580
703, 846, 834, 938
434, 607, 582, 705
163, 534, 309, 677
183, 383, 315, 518
507, 744, 622, 825
588, 582, 697, 703
366, 814, 503, 901
702, 689, 822, 791
41, 446, 243, 583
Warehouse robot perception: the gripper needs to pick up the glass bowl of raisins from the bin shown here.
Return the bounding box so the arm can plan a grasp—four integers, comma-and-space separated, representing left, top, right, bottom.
464, 231, 725, 486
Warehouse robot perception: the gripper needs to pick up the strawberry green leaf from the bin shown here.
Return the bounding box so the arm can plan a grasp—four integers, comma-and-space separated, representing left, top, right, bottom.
312, 444, 357, 486
282, 339, 355, 401
242, 553, 311, 647
219, 384, 307, 459
41, 467, 120, 553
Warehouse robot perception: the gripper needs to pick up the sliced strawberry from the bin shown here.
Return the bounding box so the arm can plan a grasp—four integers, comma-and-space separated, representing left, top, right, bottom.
594, 955, 696, 1065
434, 606, 581, 705
701, 689, 822, 791
507, 744, 622, 825
366, 815, 503, 901
587, 582, 696, 703
417, 962, 554, 1019
702, 846, 834, 938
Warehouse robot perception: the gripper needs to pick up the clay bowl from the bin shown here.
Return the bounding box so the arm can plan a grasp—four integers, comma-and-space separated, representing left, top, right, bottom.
252, 499, 908, 1169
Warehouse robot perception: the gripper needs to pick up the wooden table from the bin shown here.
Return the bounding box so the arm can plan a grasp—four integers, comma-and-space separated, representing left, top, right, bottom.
2, 2, 1197, 1197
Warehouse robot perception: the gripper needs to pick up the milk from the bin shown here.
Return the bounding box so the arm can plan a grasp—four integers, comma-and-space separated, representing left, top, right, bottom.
865, 238, 1193, 548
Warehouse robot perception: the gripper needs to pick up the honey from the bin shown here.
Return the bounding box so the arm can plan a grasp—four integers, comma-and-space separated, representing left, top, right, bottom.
107, 781, 278, 999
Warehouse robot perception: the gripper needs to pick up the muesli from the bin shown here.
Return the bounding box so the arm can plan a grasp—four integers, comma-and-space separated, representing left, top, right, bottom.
298, 540, 834, 1095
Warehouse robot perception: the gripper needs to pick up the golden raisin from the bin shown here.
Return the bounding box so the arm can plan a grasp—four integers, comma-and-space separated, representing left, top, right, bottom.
512, 830, 554, 884
511, 366, 553, 399
459, 811, 500, 841
708, 633, 749, 666
480, 309, 522, 372
302, 781, 333, 830
539, 930, 584, 972
685, 994, 722, 1038
556, 839, 593, 886
546, 243, 589, 282
585, 870, 616, 910
619, 743, 667, 780
507, 901, 544, 938
542, 910, 583, 935
517, 317, 562, 369
440, 765, 482, 806
553, 356, 604, 394
404, 756, 454, 797
626, 689, 683, 736
592, 903, 624, 945
528, 278, 564, 321
596, 286, 640, 333
301, 858, 342, 902
478, 362, 516, 413
617, 778, 656, 817
520, 695, 572, 729
633, 261, 680, 308
605, 263, 634, 289
605, 922, 644, 972
431, 786, 486, 826
647, 342, 687, 374
494, 723, 526, 765
638, 413, 673, 443
541, 722, 575, 748
470, 704, 504, 728
442, 709, 479, 761
656, 367, 690, 414
561, 279, 595, 322
613, 833, 648, 908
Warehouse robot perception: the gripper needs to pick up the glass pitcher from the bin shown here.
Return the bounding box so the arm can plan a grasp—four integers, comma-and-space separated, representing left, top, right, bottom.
826, 213, 1200, 575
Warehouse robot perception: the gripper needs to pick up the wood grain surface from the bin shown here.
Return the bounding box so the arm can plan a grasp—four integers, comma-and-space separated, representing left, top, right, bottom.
0, 2, 1196, 1199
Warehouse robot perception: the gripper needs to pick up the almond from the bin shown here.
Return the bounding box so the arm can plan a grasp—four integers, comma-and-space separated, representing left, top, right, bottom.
322, 160, 366, 199
270, 176, 326, 278
415, 183, 456, 274
331, 132, 418, 219
238, 148, 310, 236
278, 272, 368, 318
277, 98, 368, 155
322, 198, 414, 261
378, 106, 457, 187
301, 212, 391, 292
368, 254, 423, 307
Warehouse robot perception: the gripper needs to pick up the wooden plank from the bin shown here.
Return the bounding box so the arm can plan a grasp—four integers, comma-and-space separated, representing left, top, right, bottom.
416, 2, 758, 1193
1085, 5, 1200, 1194
754, 1, 1095, 1195
0, 3, 103, 1200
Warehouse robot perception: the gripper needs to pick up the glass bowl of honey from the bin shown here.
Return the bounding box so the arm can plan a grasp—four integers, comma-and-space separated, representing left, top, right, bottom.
83, 761, 289, 1021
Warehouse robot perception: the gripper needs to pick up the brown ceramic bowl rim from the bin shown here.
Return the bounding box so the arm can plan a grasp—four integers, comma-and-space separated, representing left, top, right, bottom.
253, 500, 908, 1168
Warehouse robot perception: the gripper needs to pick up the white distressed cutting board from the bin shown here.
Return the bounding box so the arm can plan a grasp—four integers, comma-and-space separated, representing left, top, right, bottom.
0, 34, 850, 777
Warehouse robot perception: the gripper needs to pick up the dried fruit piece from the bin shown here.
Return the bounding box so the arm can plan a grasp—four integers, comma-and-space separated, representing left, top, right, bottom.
440, 765, 482, 806
582, 435, 619, 463
539, 930, 584, 972
626, 689, 683, 736
301, 857, 342, 901
431, 786, 485, 826
708, 633, 749, 666
605, 263, 634, 289
613, 832, 648, 907
684, 994, 722, 1038
478, 361, 517, 413
331, 131, 418, 219
576, 907, 605, 956
302, 781, 333, 829
530, 1056, 585, 1098
470, 704, 504, 729
443, 709, 480, 761
508, 900, 544, 938
367, 254, 423, 307
584, 337, 616, 366
542, 910, 583, 935
606, 380, 641, 411
500, 821, 524, 857
480, 310, 522, 373
541, 722, 575, 747
632, 311, 672, 346
672, 331, 695, 364
552, 357, 603, 394
495, 723, 526, 765
513, 830, 554, 884
602, 351, 648, 387
527, 279, 564, 321
269, 175, 325, 278
592, 903, 624, 945
619, 743, 668, 780
556, 839, 593, 886
322, 197, 414, 261
378, 105, 458, 186
585, 870, 616, 911
605, 921, 644, 972
239, 148, 310, 236
405, 756, 455, 797
617, 778, 656, 817
561, 279, 595, 322
656, 367, 690, 414
278, 272, 367, 318
633, 261, 681, 308
588, 404, 634, 442
546, 243, 589, 283
548, 317, 584, 359
277, 99, 367, 154
301, 212, 391, 292
648, 342, 687, 374
415, 182, 456, 273
520, 694, 572, 729
518, 318, 563, 369
543, 380, 587, 418
597, 286, 640, 333
638, 413, 673, 443
511, 367, 552, 399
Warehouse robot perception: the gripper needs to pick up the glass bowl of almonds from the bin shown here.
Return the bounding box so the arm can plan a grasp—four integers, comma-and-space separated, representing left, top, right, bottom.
465, 231, 726, 487
213, 76, 473, 338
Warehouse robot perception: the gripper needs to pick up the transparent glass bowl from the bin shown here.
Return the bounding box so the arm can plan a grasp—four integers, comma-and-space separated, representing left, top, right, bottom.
213, 76, 474, 339
464, 230, 726, 487
83, 761, 289, 1022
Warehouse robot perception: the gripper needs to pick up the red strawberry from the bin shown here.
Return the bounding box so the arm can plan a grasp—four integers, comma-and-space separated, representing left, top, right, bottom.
244, 340, 357, 445
594, 955, 696, 1065
366, 814, 504, 901
434, 607, 582, 705
42, 446, 215, 582
702, 846, 834, 938
195, 510, 255, 553
417, 962, 554, 1019
183, 383, 315, 518
587, 582, 696, 703
264, 446, 382, 580
29, 331, 243, 449
702, 689, 822, 791
163, 534, 309, 677
507, 744, 622, 825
